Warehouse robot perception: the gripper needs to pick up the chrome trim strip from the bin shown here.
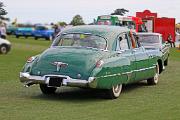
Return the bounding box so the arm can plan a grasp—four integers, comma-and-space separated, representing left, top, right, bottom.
96, 65, 156, 78
133, 66, 156, 72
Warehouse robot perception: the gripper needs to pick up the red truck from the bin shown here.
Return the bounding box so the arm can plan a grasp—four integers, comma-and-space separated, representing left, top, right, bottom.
136, 10, 176, 42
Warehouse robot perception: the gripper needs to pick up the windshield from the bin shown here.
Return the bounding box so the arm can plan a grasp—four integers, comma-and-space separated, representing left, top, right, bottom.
138, 35, 160, 44
52, 33, 107, 50
97, 20, 112, 25
35, 26, 51, 30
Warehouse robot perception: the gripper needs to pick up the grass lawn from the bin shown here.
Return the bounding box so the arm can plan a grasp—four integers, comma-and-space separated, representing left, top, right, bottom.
0, 36, 180, 120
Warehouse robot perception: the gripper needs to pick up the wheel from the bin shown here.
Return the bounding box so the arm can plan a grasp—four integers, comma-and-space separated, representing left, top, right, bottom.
45, 35, 52, 40
35, 37, 38, 40
164, 58, 168, 66
105, 84, 122, 99
147, 64, 159, 85
39, 84, 57, 94
0, 45, 8, 54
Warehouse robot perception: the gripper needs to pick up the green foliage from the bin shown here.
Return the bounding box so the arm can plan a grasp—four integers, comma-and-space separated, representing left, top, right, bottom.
58, 21, 67, 26
111, 8, 129, 16
0, 2, 9, 21
70, 14, 85, 26
0, 36, 180, 120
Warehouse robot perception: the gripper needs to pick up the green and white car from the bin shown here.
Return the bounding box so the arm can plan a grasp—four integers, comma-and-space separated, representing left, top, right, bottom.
137, 32, 170, 72
20, 25, 161, 99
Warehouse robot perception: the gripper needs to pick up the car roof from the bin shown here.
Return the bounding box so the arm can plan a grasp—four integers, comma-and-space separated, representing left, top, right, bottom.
137, 32, 162, 36
61, 25, 130, 50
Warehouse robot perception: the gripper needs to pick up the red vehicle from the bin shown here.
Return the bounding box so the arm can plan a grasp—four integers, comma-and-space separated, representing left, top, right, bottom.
96, 15, 146, 32
136, 10, 176, 42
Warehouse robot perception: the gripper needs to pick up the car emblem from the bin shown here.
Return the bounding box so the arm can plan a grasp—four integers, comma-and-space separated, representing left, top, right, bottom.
51, 62, 68, 72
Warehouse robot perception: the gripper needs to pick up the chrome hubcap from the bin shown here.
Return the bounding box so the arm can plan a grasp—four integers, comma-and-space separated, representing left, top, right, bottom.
1, 46, 7, 54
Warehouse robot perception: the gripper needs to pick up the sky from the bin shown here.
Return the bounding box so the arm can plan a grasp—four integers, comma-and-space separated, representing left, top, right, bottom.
1, 0, 180, 24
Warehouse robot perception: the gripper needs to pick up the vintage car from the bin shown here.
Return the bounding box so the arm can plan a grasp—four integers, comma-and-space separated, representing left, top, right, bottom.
6, 25, 17, 35
137, 33, 170, 72
15, 27, 35, 38
20, 25, 160, 99
0, 38, 11, 54
33, 25, 54, 40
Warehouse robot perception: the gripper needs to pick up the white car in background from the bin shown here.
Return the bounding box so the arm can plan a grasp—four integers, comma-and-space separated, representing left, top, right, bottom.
137, 32, 170, 72
0, 38, 11, 54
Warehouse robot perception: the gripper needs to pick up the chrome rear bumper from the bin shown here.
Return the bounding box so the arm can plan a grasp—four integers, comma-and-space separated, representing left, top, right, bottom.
20, 72, 95, 87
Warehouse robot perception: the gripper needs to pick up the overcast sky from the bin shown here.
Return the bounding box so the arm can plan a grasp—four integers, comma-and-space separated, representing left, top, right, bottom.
1, 0, 180, 24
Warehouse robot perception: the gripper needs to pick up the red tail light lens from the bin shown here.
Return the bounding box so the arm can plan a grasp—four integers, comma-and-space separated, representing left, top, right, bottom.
96, 60, 104, 68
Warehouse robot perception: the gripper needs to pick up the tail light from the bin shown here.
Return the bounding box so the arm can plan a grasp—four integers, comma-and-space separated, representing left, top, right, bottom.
96, 60, 104, 68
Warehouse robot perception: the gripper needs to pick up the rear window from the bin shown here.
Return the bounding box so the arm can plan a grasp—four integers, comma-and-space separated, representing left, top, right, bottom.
138, 35, 159, 43
52, 33, 107, 50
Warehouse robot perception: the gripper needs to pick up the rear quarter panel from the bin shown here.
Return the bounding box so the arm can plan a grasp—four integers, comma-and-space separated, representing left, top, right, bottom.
89, 55, 131, 89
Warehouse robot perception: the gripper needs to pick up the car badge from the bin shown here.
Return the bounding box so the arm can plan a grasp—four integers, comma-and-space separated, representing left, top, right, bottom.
51, 62, 68, 72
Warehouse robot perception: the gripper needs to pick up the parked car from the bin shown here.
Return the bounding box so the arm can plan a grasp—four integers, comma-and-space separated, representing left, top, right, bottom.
0, 38, 11, 54
137, 32, 170, 72
6, 25, 17, 35
15, 27, 34, 38
33, 25, 54, 40
20, 25, 161, 99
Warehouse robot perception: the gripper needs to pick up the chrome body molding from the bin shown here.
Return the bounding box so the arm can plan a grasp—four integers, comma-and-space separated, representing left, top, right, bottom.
133, 66, 156, 72
96, 65, 156, 79
20, 72, 95, 87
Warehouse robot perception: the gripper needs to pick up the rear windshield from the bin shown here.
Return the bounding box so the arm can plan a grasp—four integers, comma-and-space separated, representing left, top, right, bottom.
52, 33, 107, 50
138, 35, 159, 43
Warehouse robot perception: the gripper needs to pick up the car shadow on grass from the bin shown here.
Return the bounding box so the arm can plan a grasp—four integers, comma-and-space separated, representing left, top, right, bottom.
30, 88, 105, 102
29, 81, 150, 102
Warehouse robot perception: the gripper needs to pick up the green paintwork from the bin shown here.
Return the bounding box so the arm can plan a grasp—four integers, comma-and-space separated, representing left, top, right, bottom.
96, 15, 120, 25
21, 25, 158, 89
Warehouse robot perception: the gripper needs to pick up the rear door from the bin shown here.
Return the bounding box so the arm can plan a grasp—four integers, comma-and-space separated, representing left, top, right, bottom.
116, 32, 136, 83
130, 32, 151, 81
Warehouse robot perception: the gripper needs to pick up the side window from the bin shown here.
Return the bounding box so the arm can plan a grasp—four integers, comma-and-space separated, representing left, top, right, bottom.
116, 33, 129, 51
133, 33, 141, 47
129, 31, 141, 48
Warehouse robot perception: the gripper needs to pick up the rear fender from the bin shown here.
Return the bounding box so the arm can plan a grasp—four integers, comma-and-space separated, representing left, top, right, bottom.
89, 57, 131, 89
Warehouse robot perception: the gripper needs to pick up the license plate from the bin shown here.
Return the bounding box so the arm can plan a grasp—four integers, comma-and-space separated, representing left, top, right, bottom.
49, 77, 63, 87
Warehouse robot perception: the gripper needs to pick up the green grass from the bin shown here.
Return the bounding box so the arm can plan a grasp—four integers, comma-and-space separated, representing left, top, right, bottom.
0, 36, 180, 120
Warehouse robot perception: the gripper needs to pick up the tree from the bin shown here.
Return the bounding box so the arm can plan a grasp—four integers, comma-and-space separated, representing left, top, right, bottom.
70, 15, 85, 26
58, 21, 67, 26
111, 8, 129, 16
0, 2, 9, 20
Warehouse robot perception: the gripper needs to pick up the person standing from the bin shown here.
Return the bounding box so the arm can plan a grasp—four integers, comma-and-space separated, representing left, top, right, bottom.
53, 24, 61, 40
167, 34, 175, 47
0, 23, 7, 39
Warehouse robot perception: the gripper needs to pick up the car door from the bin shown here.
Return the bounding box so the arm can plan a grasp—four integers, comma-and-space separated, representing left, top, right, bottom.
130, 32, 151, 81
116, 32, 136, 83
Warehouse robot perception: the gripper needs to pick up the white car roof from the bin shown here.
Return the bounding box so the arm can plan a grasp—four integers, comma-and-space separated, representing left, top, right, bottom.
137, 32, 162, 36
